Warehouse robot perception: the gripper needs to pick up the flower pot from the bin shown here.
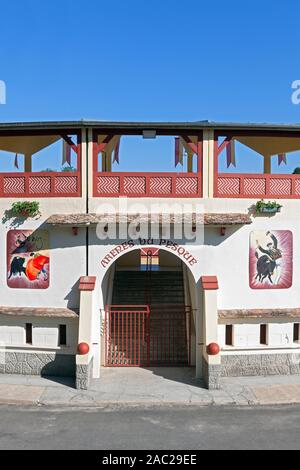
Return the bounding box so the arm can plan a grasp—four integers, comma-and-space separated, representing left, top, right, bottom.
260, 206, 281, 214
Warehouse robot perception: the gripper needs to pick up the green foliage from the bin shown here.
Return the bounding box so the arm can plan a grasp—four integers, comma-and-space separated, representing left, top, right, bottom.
41, 168, 56, 172
61, 165, 76, 172
11, 201, 40, 218
254, 199, 282, 214
293, 167, 300, 174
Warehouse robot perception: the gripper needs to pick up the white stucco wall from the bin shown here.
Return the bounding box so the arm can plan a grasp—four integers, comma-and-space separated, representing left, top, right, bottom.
86, 216, 300, 311
0, 198, 86, 309
0, 315, 78, 353
0, 191, 299, 358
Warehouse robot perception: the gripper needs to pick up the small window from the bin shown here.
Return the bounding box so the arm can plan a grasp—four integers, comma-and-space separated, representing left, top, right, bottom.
59, 325, 67, 346
260, 324, 267, 345
25, 323, 32, 344
225, 325, 233, 346
293, 323, 300, 342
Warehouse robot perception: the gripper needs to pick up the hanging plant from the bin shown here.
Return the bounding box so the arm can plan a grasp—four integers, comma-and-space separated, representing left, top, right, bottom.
11, 201, 40, 218
254, 199, 282, 214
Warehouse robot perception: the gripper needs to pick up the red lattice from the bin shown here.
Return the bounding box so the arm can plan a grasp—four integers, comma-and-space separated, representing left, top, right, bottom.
150, 177, 172, 195
97, 176, 119, 194
124, 176, 146, 194
29, 176, 51, 194
243, 177, 266, 196
295, 179, 300, 196
54, 176, 78, 194
269, 178, 292, 196
3, 177, 25, 194
217, 177, 240, 195
176, 177, 198, 195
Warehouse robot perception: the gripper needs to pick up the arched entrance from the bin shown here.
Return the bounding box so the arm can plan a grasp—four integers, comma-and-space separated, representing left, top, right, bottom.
102, 248, 196, 368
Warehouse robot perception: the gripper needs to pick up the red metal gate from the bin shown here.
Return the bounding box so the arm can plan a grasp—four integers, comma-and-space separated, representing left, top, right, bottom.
104, 304, 191, 367
149, 305, 191, 366
105, 305, 150, 367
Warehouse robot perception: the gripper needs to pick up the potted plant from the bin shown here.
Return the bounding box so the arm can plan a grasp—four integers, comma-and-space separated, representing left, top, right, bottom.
254, 199, 282, 214
11, 201, 40, 218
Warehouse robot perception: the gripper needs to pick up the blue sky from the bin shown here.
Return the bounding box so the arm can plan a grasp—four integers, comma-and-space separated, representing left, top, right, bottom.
0, 0, 300, 172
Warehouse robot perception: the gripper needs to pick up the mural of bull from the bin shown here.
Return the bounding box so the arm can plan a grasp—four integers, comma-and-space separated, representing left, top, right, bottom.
255, 254, 276, 284
8, 256, 26, 279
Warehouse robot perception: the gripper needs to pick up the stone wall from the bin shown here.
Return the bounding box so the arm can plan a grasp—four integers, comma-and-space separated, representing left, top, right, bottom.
221, 353, 300, 377
202, 358, 221, 389
76, 357, 94, 390
0, 351, 75, 377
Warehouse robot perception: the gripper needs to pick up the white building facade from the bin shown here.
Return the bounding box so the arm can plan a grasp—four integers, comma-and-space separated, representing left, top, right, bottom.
0, 120, 299, 389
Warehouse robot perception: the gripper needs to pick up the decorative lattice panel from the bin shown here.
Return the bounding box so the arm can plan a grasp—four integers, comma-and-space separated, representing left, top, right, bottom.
176, 177, 198, 195
150, 177, 172, 195
243, 177, 266, 196
3, 177, 25, 194
29, 176, 51, 194
269, 178, 292, 196
217, 177, 240, 195
54, 176, 78, 194
97, 176, 120, 194
124, 176, 146, 194
295, 179, 300, 196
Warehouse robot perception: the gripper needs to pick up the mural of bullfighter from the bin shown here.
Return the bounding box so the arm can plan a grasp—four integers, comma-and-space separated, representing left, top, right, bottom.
250, 230, 292, 289
7, 230, 50, 289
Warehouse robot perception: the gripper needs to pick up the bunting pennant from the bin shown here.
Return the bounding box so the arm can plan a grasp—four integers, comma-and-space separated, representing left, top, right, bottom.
175, 137, 185, 166
14, 153, 19, 169
140, 247, 159, 271
175, 137, 180, 167
226, 139, 236, 168
278, 153, 287, 165
175, 137, 196, 167
112, 137, 121, 164
62, 140, 71, 166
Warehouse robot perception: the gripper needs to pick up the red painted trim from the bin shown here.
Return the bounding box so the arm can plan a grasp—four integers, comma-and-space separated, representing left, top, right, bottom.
93, 172, 203, 198
201, 276, 219, 290
180, 134, 198, 154
0, 171, 81, 198
213, 137, 219, 198
215, 173, 300, 199
60, 134, 79, 155
92, 131, 203, 197
0, 131, 82, 198
217, 136, 231, 155
79, 276, 96, 291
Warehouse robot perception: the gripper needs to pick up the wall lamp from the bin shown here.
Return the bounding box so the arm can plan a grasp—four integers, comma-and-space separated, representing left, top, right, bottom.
143, 130, 156, 139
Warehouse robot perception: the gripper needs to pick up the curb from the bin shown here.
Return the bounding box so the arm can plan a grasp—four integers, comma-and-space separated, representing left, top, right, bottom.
1, 398, 300, 408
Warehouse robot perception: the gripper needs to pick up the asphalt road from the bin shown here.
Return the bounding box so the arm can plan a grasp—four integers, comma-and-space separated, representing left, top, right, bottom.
0, 404, 299, 450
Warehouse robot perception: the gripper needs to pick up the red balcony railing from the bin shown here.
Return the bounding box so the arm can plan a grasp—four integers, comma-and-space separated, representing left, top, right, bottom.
215, 173, 300, 199
0, 171, 81, 198
94, 172, 202, 198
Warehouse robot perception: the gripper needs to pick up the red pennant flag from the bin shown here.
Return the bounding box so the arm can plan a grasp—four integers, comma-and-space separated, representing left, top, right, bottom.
226, 140, 236, 168
175, 137, 180, 167
62, 141, 71, 166
113, 139, 120, 164
14, 153, 19, 169
278, 153, 287, 165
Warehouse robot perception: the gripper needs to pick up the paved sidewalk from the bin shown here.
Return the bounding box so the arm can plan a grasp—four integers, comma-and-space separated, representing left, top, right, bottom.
0, 368, 300, 407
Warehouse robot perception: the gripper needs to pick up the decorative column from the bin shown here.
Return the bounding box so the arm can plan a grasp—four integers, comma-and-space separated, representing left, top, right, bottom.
201, 276, 221, 389
24, 154, 32, 172
202, 129, 215, 198
76, 276, 96, 390
264, 155, 271, 174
